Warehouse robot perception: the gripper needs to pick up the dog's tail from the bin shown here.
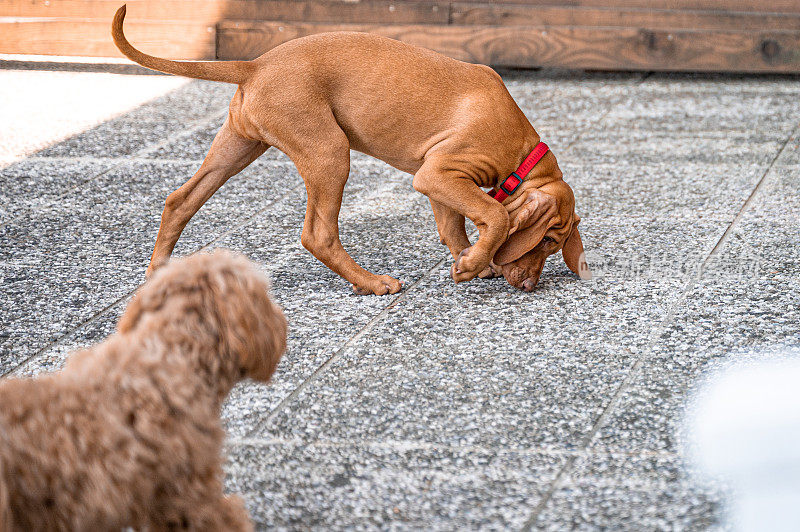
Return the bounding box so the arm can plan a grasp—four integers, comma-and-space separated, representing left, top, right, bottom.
112, 5, 254, 84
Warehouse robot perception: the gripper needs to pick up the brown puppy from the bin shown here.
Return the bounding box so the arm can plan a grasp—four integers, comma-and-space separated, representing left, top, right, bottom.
0, 250, 286, 531
111, 5, 590, 294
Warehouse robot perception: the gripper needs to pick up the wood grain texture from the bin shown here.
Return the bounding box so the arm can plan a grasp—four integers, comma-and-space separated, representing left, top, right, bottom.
0, 0, 222, 21
451, 3, 800, 31
0, 19, 215, 58
448, 0, 800, 14
0, 0, 447, 58
0, 0, 448, 24
3, 0, 799, 71
218, 21, 800, 73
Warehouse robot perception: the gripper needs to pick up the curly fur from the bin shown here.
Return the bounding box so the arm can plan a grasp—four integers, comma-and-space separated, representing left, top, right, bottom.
0, 250, 286, 530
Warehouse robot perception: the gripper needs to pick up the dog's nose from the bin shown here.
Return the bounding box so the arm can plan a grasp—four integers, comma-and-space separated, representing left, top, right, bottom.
518, 265, 543, 292
521, 270, 542, 291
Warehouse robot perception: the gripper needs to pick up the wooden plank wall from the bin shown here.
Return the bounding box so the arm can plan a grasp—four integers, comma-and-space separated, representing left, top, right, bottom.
2, 0, 800, 72
0, 0, 222, 58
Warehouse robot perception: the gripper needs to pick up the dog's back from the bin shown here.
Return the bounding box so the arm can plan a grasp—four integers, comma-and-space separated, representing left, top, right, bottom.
0, 370, 132, 529
0, 377, 89, 530
0, 340, 225, 530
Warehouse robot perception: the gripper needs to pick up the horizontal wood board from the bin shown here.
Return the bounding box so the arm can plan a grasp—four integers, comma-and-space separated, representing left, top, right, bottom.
3, 0, 800, 72
219, 20, 800, 73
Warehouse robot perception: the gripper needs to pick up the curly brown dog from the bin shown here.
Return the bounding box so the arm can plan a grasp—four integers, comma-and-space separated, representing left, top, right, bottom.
111, 5, 591, 295
0, 250, 286, 531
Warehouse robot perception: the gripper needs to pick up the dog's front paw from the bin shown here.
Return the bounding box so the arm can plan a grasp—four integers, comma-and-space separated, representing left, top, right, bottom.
451, 247, 490, 284
352, 274, 403, 296
478, 261, 502, 279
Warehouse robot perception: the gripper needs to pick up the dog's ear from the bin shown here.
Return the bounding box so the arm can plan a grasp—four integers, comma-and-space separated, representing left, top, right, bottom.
494, 189, 559, 265
562, 217, 592, 279
209, 258, 287, 382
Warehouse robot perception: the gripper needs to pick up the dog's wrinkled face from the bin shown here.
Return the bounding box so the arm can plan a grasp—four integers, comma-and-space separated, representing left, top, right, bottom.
493, 180, 591, 291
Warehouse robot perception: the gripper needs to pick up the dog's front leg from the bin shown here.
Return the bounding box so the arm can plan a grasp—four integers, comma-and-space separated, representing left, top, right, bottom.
429, 198, 470, 258
429, 199, 501, 279
414, 158, 509, 284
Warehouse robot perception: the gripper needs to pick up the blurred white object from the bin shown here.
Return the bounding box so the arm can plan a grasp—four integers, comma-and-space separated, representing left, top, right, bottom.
687, 357, 800, 532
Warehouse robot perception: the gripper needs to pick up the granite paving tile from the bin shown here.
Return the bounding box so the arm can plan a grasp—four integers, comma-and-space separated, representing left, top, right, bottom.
222, 193, 729, 438
117, 80, 237, 124
9, 299, 126, 378
244, 174, 731, 449
600, 90, 800, 137
225, 440, 565, 530
517, 97, 641, 149
563, 161, 769, 222
531, 451, 727, 531
737, 162, 800, 219
497, 69, 643, 89
147, 122, 291, 163
524, 123, 580, 152
246, 270, 682, 450
715, 222, 800, 278
590, 332, 800, 457
0, 158, 112, 224
568, 132, 782, 167
641, 72, 800, 95
139, 114, 227, 161
587, 177, 800, 456
579, 215, 728, 282
0, 159, 302, 268
0, 159, 302, 375
774, 134, 800, 165
33, 120, 191, 159
515, 93, 630, 124
214, 161, 447, 437
587, 240, 800, 455
0, 263, 140, 374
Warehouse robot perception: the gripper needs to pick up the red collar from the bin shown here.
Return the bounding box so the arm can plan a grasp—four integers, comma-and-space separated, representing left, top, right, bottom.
488, 142, 549, 202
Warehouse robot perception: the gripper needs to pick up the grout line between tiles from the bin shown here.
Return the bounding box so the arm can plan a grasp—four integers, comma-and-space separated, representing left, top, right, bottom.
228, 435, 684, 461
520, 119, 800, 531
5, 295, 129, 378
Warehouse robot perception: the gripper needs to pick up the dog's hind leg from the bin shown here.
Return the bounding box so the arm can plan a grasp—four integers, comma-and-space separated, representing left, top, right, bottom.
287, 130, 402, 296
146, 119, 267, 277
429, 198, 470, 260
